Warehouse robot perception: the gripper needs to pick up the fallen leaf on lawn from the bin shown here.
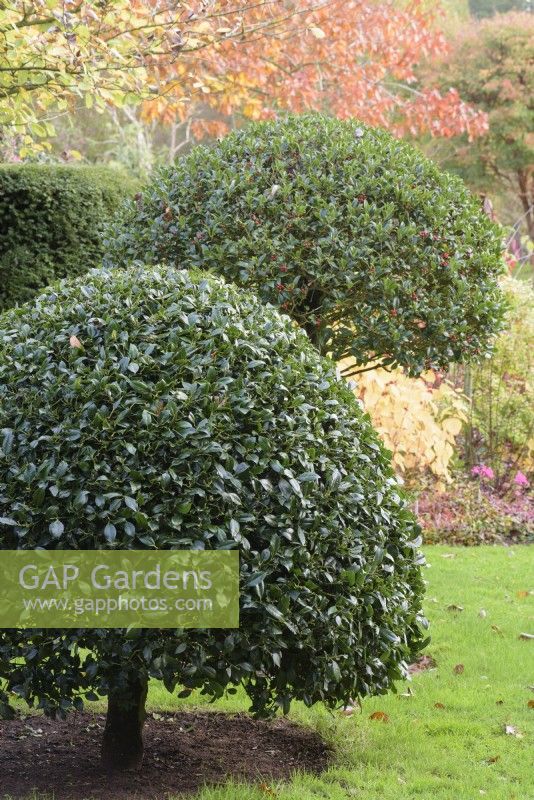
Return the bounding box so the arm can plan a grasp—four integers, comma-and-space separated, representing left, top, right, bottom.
527, 700, 534, 709
453, 663, 465, 675
441, 553, 456, 559
447, 604, 464, 612
516, 590, 532, 598
504, 724, 523, 738
491, 625, 504, 637
69, 335, 82, 349
259, 784, 277, 796
400, 686, 414, 698
479, 609, 487, 618
496, 699, 504, 705
369, 711, 390, 722
408, 654, 436, 674
434, 702, 445, 709
487, 755, 500, 763
518, 633, 534, 640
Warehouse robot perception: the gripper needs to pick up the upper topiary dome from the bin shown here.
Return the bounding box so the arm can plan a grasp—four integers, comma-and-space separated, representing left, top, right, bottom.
0, 266, 426, 738
107, 114, 506, 376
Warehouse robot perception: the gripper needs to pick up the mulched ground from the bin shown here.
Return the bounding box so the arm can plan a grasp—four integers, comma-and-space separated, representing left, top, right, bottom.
0, 710, 331, 800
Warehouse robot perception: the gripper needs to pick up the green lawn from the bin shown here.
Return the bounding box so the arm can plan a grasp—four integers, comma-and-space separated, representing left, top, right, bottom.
151, 545, 534, 800
7, 545, 534, 800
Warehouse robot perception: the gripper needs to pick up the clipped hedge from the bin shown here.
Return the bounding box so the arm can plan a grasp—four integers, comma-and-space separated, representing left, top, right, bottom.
107, 114, 506, 376
0, 164, 137, 310
0, 266, 426, 731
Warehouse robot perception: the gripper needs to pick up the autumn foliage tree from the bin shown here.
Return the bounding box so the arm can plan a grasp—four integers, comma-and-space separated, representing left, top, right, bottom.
1, 0, 489, 155
0, 0, 333, 152
142, 0, 489, 142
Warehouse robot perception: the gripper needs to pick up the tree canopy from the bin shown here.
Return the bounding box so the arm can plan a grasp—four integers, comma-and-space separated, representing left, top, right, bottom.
0, 0, 330, 152
436, 11, 534, 241
1, 0, 489, 155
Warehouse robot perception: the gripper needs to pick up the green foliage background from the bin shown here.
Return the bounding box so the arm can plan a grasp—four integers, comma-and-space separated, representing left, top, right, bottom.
469, 277, 534, 475
468, 0, 531, 17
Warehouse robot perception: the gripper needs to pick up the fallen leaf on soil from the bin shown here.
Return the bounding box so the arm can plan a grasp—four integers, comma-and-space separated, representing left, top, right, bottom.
434, 702, 445, 709
259, 784, 277, 796
453, 663, 465, 675
408, 654, 436, 674
369, 711, 389, 722
518, 633, 534, 640
24, 726, 43, 737
447, 604, 464, 612
504, 725, 523, 738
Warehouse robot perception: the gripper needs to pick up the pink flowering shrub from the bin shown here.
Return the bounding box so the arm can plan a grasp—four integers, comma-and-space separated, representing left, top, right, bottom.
514, 471, 529, 487
471, 464, 495, 480
417, 479, 533, 546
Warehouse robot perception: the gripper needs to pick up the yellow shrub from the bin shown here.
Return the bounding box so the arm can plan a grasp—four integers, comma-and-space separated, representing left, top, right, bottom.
340, 361, 467, 484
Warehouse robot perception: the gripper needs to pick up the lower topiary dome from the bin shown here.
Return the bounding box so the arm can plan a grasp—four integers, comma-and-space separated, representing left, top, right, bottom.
0, 266, 426, 766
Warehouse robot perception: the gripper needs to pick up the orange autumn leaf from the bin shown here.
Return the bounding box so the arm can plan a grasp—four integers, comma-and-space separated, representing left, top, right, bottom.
369, 711, 390, 722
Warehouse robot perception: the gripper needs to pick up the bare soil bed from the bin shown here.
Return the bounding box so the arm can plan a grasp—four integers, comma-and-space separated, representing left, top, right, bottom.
0, 710, 331, 799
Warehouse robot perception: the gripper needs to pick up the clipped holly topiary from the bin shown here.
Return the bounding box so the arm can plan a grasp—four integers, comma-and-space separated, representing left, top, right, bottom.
0, 266, 426, 770
107, 114, 506, 376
